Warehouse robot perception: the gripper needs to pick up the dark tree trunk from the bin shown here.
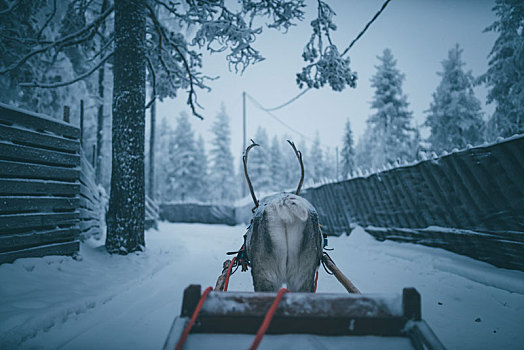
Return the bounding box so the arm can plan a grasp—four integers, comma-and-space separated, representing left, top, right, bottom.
95, 63, 105, 184
148, 99, 156, 199
106, 0, 146, 254
95, 0, 108, 185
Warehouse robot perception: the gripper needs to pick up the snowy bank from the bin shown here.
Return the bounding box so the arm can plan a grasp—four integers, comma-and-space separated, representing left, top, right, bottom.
1, 222, 523, 349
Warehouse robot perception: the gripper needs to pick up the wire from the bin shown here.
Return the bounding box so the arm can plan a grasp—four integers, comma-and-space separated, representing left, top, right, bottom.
260, 88, 311, 112
245, 0, 393, 113
341, 0, 392, 57
246, 93, 331, 150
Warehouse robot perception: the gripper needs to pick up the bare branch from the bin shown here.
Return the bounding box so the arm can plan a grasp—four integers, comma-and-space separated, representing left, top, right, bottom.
0, 5, 114, 75
287, 140, 304, 195
243, 139, 260, 212
153, 0, 184, 19
36, 0, 57, 41
87, 34, 114, 62
341, 0, 391, 57
19, 52, 113, 88
0, 0, 21, 15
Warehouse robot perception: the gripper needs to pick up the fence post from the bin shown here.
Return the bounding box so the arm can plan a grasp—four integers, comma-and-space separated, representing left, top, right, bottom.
92, 144, 96, 168
80, 100, 84, 149
63, 105, 70, 123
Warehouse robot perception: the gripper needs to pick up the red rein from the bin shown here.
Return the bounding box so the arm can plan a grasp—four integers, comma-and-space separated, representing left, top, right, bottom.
175, 287, 290, 350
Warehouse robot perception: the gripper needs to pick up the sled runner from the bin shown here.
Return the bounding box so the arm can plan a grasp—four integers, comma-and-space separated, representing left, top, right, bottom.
163, 285, 445, 350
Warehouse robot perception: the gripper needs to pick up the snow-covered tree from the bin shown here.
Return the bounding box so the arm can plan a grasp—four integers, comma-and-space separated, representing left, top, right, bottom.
308, 133, 325, 183
269, 136, 287, 191
167, 112, 202, 202
249, 127, 272, 193
481, 0, 524, 139
362, 49, 416, 170
340, 119, 355, 179
0, 0, 97, 117
425, 45, 484, 152
323, 147, 337, 181
354, 127, 374, 172
1, 1, 364, 254
155, 117, 173, 202
209, 105, 237, 203
195, 135, 209, 201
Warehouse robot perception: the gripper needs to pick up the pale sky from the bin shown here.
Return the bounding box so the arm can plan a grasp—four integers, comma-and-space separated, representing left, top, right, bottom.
156, 0, 496, 165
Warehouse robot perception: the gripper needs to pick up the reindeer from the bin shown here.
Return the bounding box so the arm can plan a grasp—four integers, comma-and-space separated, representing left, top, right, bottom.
243, 140, 323, 292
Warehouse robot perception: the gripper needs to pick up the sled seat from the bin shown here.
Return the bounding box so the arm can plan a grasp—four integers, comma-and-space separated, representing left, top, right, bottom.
163, 285, 445, 350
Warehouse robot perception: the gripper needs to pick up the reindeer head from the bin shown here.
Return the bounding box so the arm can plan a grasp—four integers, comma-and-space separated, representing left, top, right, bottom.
243, 140, 323, 292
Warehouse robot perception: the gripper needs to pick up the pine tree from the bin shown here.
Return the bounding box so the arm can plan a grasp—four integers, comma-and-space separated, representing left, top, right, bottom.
167, 112, 202, 202
354, 127, 374, 172
156, 117, 173, 202
195, 135, 209, 201
269, 136, 287, 191
209, 105, 237, 203
340, 119, 355, 179
323, 148, 336, 181
249, 127, 272, 193
482, 0, 524, 139
309, 133, 324, 183
365, 48, 416, 169
426, 45, 484, 152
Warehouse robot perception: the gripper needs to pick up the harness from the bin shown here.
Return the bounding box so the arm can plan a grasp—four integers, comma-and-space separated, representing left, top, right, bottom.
175, 223, 358, 350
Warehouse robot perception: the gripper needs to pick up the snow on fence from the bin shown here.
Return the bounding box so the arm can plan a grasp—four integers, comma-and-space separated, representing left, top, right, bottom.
0, 103, 81, 263
79, 153, 104, 240
301, 135, 524, 271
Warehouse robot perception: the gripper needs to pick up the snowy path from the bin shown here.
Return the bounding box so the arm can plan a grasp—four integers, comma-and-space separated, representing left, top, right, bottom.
1, 222, 523, 349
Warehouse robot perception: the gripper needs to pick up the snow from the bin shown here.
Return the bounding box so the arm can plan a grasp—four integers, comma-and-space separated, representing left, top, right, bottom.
1, 222, 524, 349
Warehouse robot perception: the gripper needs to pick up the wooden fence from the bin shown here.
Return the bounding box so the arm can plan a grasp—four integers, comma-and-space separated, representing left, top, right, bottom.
302, 135, 524, 271
0, 103, 160, 264
0, 103, 81, 263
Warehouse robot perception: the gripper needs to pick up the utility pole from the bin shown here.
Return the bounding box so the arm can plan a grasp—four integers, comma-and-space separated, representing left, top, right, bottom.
242, 91, 247, 198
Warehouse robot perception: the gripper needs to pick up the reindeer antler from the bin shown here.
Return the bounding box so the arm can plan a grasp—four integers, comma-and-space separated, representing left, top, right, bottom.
287, 140, 304, 195
243, 139, 260, 212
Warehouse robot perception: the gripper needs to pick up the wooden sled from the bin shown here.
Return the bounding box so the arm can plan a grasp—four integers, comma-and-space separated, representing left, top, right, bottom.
163, 285, 446, 350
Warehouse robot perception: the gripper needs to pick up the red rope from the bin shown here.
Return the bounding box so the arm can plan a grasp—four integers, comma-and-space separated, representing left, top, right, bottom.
175, 286, 213, 350
223, 257, 236, 292
249, 287, 289, 350
313, 270, 319, 293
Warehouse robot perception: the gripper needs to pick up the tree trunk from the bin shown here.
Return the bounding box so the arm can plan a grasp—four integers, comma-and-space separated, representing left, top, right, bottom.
95, 63, 105, 184
148, 99, 156, 199
106, 0, 146, 254
95, 0, 108, 185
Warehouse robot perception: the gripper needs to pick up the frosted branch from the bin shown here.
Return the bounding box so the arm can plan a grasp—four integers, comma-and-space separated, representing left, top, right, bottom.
0, 5, 114, 75
19, 52, 113, 88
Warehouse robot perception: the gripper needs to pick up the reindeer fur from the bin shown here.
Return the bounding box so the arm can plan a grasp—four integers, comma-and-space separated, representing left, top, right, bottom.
246, 193, 323, 292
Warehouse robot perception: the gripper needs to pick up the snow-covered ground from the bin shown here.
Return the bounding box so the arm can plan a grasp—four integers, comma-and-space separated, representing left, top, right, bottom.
1, 222, 523, 349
